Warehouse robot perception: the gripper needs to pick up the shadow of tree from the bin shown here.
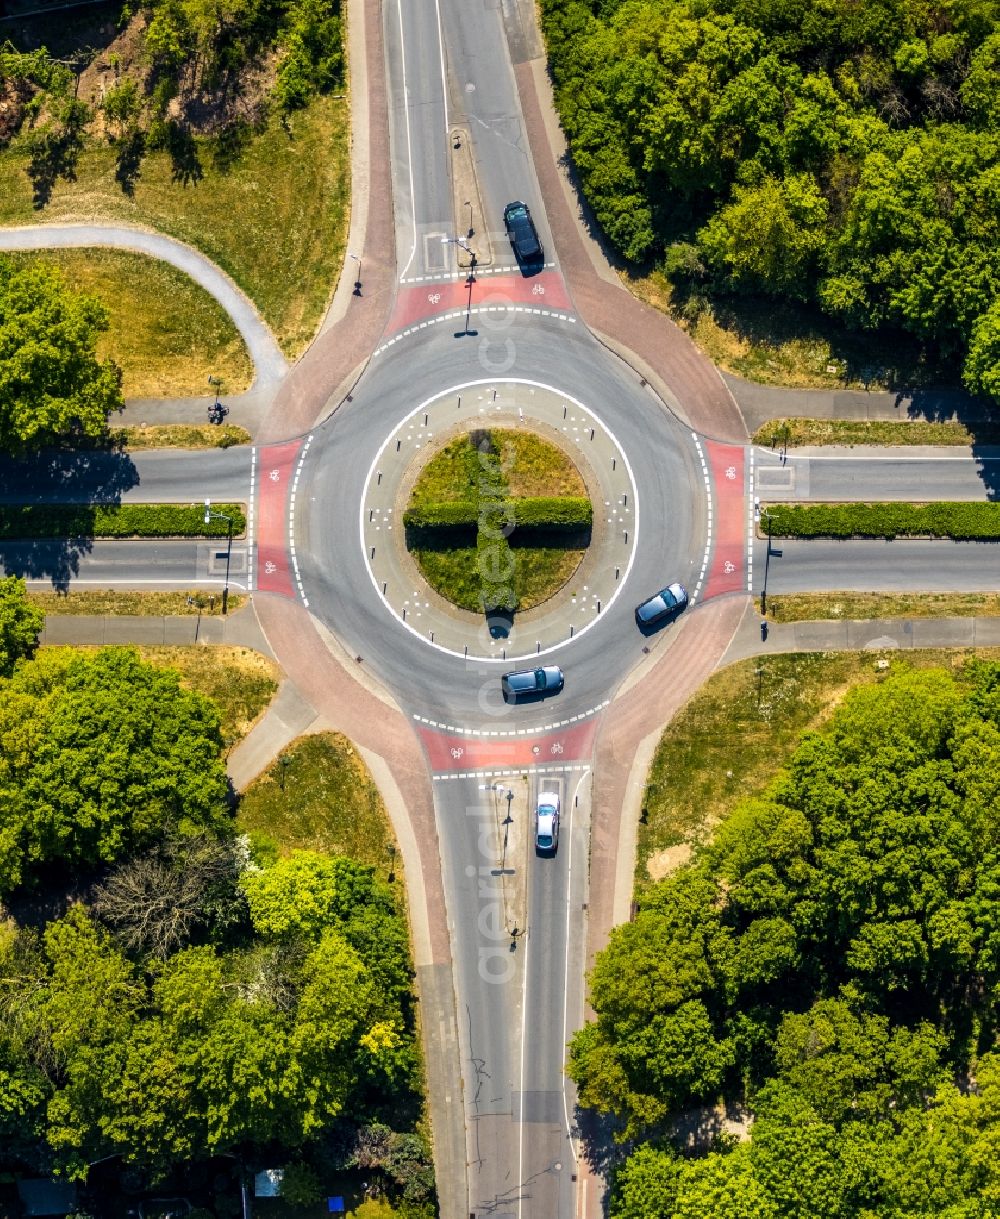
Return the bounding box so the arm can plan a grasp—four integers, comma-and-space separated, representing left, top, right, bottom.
114, 128, 147, 197
0, 446, 139, 590
26, 122, 85, 209
166, 120, 203, 186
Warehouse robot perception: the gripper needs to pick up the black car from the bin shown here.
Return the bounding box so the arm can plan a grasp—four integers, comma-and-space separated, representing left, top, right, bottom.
634, 582, 688, 628
503, 201, 544, 268
501, 665, 564, 701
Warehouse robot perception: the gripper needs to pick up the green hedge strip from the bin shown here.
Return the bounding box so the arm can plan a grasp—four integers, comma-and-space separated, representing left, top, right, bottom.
0, 503, 246, 540
766, 502, 1000, 540
404, 496, 592, 531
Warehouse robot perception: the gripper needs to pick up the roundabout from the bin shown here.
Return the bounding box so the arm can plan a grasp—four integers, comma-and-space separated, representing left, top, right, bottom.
359, 378, 640, 660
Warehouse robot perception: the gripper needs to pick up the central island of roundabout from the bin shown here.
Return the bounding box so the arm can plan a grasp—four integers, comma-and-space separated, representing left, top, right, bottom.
360, 379, 640, 662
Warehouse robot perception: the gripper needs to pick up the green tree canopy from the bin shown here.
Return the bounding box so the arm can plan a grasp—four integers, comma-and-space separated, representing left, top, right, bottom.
0, 576, 44, 677
0, 647, 229, 893
0, 257, 123, 454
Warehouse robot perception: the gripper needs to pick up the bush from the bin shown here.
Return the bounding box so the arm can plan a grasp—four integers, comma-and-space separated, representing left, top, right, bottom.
765, 502, 1000, 540
0, 502, 246, 539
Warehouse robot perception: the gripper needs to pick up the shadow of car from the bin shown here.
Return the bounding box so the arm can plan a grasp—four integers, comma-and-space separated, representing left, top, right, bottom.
635, 581, 688, 633
502, 664, 564, 703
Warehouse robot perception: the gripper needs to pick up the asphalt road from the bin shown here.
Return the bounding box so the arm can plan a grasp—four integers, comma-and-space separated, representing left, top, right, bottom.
298, 315, 701, 728
0, 448, 252, 505
0, 539, 249, 590
756, 447, 1000, 502
756, 537, 1000, 594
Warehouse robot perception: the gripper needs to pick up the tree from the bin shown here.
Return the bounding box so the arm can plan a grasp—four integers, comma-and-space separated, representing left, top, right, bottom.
0, 575, 44, 676
0, 257, 123, 454
0, 647, 229, 893
964, 298, 1000, 401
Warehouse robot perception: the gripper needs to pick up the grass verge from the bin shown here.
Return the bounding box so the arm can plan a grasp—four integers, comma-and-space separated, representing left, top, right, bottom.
764, 501, 1000, 539
115, 424, 251, 450
622, 268, 942, 391
753, 418, 1000, 448
237, 732, 397, 870
637, 649, 1000, 890
31, 589, 246, 615
0, 502, 245, 539
2, 249, 252, 398
0, 95, 349, 357
412, 546, 585, 613
758, 592, 1000, 622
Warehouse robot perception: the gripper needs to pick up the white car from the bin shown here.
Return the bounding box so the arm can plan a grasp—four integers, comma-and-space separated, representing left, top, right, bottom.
535, 792, 560, 855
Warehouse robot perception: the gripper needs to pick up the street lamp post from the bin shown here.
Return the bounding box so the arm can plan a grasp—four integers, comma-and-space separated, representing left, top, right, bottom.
207, 374, 222, 407
204, 498, 234, 615
349, 252, 362, 296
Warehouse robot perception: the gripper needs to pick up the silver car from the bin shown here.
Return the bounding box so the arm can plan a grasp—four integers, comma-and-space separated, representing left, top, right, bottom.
535, 792, 560, 854
634, 581, 688, 628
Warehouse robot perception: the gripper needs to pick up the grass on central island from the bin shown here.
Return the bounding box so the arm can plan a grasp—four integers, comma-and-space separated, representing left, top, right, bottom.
407, 428, 589, 612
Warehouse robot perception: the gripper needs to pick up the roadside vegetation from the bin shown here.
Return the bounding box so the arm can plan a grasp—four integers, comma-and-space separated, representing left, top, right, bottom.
0, 580, 434, 1214
763, 501, 1000, 539
0, 4, 349, 357
753, 418, 1000, 448
116, 423, 252, 449
405, 429, 592, 614
0, 501, 245, 539
29, 587, 246, 616
3, 249, 252, 398
542, 0, 1000, 402
759, 591, 1000, 622
584, 652, 1000, 1216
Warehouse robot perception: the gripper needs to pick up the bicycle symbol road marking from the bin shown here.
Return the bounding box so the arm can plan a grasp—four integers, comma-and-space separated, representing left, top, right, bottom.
550, 741, 564, 755
264, 560, 277, 575
724, 560, 735, 573
725, 466, 737, 480
450, 747, 464, 759
428, 293, 441, 304
532, 284, 545, 295
269, 469, 280, 482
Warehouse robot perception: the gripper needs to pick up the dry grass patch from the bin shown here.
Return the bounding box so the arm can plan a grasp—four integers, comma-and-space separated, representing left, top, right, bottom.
116, 424, 251, 449
2, 249, 252, 398
31, 589, 246, 615
760, 592, 1000, 622
499, 431, 586, 498
238, 733, 396, 869
0, 95, 349, 357
752, 418, 999, 448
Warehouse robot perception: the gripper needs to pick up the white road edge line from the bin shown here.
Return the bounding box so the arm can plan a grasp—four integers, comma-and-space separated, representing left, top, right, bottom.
396, 0, 419, 281
433, 0, 449, 135
247, 446, 256, 591
562, 771, 588, 1167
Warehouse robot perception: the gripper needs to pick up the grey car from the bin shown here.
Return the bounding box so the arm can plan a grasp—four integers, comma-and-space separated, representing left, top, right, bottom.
535, 792, 560, 855
501, 665, 564, 701
634, 581, 688, 628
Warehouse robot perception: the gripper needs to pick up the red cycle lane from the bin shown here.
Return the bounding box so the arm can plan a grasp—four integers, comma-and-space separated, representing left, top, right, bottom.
703, 442, 747, 599
387, 269, 572, 333
256, 440, 302, 598
418, 716, 598, 775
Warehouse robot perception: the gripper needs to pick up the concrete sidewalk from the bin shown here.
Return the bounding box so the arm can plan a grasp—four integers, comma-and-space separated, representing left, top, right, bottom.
39, 603, 273, 652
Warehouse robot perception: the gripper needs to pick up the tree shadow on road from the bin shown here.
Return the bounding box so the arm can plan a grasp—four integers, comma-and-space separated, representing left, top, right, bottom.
0, 446, 138, 590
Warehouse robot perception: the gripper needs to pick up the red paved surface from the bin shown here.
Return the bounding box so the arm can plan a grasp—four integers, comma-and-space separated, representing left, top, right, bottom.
387, 269, 572, 332
703, 441, 747, 599
255, 440, 302, 597
418, 717, 598, 773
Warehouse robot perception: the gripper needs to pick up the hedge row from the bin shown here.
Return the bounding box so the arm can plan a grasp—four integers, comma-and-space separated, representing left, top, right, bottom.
0, 503, 247, 540
765, 502, 1000, 540
403, 497, 592, 531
